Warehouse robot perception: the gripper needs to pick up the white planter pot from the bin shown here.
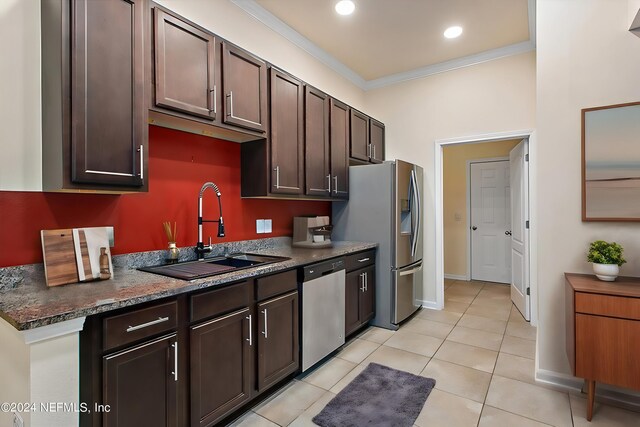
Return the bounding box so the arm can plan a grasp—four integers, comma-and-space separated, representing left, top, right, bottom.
592, 263, 619, 281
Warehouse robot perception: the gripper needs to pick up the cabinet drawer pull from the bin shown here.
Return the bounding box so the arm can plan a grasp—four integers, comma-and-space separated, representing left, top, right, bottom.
246, 314, 253, 346
358, 257, 370, 263
364, 272, 368, 291
126, 316, 169, 333
137, 145, 144, 180
171, 341, 178, 382
333, 176, 338, 194
326, 174, 331, 193
372, 145, 376, 160
262, 309, 268, 338
360, 273, 365, 292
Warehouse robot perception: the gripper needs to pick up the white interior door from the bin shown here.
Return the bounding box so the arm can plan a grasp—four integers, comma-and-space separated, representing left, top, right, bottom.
470, 160, 511, 283
509, 140, 530, 320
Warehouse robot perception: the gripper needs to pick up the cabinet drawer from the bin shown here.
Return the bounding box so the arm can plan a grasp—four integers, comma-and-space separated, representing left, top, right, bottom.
191, 280, 252, 322
256, 270, 297, 301
575, 292, 640, 320
103, 301, 177, 351
346, 250, 375, 271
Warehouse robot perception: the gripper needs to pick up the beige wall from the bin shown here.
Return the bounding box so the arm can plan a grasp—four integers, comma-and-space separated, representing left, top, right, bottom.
0, 0, 365, 192
537, 0, 640, 377
365, 51, 536, 303
0, 0, 41, 191
443, 139, 521, 278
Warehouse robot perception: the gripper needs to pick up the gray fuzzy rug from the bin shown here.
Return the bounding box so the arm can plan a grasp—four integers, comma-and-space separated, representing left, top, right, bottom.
312, 363, 435, 427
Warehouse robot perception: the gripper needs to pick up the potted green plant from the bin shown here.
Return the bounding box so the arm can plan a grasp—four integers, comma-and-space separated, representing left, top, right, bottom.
587, 240, 626, 281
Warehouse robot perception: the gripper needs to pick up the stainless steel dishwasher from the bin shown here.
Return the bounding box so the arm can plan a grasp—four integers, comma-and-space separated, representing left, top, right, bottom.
301, 258, 346, 371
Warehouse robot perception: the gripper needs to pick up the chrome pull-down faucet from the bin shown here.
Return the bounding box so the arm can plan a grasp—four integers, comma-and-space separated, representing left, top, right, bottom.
196, 182, 225, 259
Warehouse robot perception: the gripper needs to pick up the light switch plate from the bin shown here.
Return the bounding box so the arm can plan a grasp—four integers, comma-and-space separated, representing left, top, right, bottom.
264, 219, 272, 233
256, 219, 265, 234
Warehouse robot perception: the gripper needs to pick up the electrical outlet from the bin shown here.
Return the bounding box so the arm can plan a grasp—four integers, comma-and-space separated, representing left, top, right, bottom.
13, 412, 24, 427
256, 219, 265, 234
264, 219, 272, 233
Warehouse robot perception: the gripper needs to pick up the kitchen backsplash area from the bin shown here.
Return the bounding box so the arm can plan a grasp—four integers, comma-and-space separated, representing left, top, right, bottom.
0, 126, 330, 268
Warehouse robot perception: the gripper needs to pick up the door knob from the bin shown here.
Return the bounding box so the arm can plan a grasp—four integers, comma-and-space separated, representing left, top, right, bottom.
471, 226, 477, 231
505, 231, 512, 236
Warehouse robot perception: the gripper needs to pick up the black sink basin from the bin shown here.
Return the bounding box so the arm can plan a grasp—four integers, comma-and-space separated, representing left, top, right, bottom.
139, 253, 290, 281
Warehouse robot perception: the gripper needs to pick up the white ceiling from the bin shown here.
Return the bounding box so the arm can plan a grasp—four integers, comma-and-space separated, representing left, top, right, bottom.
232, 0, 536, 90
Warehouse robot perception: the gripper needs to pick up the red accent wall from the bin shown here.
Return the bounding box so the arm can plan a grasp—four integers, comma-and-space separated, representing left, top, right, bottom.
0, 126, 330, 267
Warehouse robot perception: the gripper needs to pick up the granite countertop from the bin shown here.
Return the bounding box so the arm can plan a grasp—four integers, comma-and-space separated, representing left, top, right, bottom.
0, 239, 376, 331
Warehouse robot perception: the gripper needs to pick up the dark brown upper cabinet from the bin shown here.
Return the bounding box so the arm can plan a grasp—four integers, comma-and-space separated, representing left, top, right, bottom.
42, 0, 148, 192
304, 86, 331, 197
269, 68, 304, 195
330, 99, 350, 199
153, 8, 216, 121
349, 110, 385, 165
369, 119, 385, 164
222, 42, 268, 133
350, 109, 370, 162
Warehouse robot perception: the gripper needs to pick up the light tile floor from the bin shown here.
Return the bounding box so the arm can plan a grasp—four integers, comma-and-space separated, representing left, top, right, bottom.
230, 280, 640, 426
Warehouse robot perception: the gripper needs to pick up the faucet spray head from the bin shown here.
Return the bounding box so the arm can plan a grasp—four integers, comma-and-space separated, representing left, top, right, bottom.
217, 217, 225, 237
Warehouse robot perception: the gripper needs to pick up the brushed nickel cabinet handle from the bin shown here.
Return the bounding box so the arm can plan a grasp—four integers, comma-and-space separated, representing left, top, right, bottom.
327, 174, 331, 193
209, 85, 217, 114
137, 145, 144, 180
360, 273, 365, 292
126, 316, 168, 333
246, 314, 252, 346
333, 176, 338, 194
226, 91, 233, 117
171, 341, 178, 382
358, 257, 370, 263
262, 309, 268, 338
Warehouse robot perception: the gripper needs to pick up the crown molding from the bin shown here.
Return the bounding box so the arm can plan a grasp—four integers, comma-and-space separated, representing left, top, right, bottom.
231, 0, 537, 91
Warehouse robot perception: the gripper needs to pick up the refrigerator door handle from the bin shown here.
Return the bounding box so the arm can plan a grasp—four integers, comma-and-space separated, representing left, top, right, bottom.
410, 170, 420, 257
414, 169, 421, 254
399, 263, 423, 276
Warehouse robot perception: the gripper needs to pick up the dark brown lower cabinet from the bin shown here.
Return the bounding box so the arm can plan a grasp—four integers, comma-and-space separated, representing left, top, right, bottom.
345, 266, 376, 336
103, 334, 178, 427
190, 308, 253, 427
257, 291, 299, 391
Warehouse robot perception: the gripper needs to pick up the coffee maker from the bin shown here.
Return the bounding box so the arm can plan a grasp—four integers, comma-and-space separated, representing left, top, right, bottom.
292, 216, 333, 248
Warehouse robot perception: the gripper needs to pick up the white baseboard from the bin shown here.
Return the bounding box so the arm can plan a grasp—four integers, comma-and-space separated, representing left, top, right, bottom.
444, 274, 468, 281
535, 368, 640, 410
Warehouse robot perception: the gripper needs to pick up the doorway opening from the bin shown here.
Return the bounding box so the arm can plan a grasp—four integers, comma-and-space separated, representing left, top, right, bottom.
435, 130, 537, 326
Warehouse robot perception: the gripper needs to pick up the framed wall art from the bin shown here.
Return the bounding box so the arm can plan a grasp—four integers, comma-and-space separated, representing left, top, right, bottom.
582, 102, 640, 221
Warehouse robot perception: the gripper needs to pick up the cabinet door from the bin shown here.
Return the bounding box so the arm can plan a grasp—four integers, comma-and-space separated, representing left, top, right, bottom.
350, 109, 370, 162
190, 308, 253, 427
305, 86, 331, 197
71, 0, 145, 187
270, 68, 304, 195
345, 270, 363, 336
330, 99, 350, 199
257, 291, 299, 391
154, 8, 216, 120
103, 334, 178, 427
360, 266, 376, 324
222, 42, 267, 132
369, 119, 385, 164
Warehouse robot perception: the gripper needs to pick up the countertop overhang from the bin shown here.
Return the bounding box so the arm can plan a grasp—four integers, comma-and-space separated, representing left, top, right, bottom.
0, 241, 376, 331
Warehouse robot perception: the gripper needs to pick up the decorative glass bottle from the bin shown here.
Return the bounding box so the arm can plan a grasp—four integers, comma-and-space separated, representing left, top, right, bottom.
168, 242, 179, 263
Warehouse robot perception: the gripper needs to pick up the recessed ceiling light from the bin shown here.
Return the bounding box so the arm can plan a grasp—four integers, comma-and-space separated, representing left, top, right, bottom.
444, 26, 463, 39
335, 0, 355, 16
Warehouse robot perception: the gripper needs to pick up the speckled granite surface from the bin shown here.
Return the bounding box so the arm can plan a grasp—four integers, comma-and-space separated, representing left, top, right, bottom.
0, 238, 376, 331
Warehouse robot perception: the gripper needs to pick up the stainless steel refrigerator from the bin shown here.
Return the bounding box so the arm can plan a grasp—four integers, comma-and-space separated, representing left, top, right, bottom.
332, 159, 424, 330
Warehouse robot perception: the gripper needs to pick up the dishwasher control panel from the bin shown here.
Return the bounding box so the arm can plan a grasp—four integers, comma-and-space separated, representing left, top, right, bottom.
302, 257, 345, 282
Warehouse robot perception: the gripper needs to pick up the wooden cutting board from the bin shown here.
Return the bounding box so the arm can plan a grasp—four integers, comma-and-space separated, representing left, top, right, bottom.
41, 229, 79, 287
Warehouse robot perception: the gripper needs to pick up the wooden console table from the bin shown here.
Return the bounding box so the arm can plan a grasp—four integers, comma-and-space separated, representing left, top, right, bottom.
565, 273, 640, 421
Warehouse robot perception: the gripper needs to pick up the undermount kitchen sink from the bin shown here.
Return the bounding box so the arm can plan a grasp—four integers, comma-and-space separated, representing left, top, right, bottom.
139, 253, 290, 280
